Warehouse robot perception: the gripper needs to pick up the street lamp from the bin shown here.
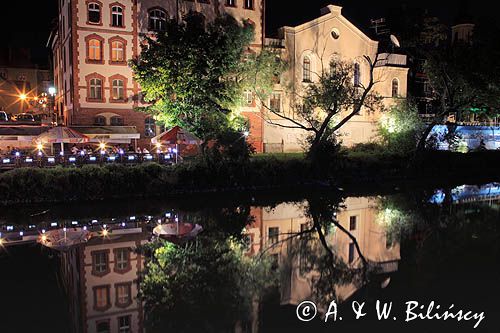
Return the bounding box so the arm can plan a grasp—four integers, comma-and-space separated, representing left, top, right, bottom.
48, 87, 56, 96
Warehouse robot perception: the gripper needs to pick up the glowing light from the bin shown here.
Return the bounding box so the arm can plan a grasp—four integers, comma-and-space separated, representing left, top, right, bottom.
48, 87, 56, 96
102, 229, 109, 237
59, 151, 64, 156
41, 235, 47, 242
19, 94, 27, 101
155, 143, 162, 149
36, 143, 43, 151
15, 152, 20, 157
37, 151, 43, 157
0, 238, 4, 246
99, 142, 106, 150
80, 151, 85, 156
243, 131, 250, 137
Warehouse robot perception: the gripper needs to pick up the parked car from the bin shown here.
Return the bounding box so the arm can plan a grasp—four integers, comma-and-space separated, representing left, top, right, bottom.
14, 113, 35, 122
0, 111, 8, 122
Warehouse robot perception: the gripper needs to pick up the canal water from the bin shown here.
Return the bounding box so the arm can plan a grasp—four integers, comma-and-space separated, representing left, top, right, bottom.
0, 183, 499, 333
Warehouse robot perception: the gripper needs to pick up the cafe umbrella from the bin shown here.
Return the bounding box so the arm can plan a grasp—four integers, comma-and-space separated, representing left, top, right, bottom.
35, 126, 89, 154
151, 126, 202, 163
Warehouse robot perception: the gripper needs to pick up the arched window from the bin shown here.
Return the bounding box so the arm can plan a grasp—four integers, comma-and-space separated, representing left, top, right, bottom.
110, 116, 124, 126
111, 40, 125, 62
303, 56, 311, 82
149, 9, 167, 31
88, 39, 102, 61
145, 117, 156, 137
112, 79, 125, 100
353, 63, 361, 87
88, 3, 101, 24
94, 115, 106, 125
391, 78, 399, 97
111, 6, 124, 27
89, 78, 103, 100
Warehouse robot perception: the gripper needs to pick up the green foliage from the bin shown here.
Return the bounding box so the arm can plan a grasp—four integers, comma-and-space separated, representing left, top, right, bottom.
378, 100, 424, 153
140, 237, 277, 332
201, 129, 256, 164
131, 13, 255, 140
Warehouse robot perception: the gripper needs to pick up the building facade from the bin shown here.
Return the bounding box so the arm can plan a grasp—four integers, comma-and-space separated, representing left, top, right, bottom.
51, 0, 265, 147
51, 2, 407, 150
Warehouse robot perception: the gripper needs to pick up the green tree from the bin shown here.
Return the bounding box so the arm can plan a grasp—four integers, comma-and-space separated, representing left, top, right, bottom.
131, 13, 254, 140
378, 99, 424, 154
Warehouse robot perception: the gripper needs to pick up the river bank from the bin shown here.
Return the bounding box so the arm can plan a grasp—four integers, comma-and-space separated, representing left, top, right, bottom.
0, 150, 499, 206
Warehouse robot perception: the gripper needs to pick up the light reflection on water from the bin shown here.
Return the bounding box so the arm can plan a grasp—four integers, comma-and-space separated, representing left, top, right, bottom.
1, 183, 500, 332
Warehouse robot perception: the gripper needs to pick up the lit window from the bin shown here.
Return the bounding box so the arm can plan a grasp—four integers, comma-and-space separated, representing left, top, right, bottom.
268, 227, 279, 244
88, 39, 102, 61
88, 3, 101, 24
111, 6, 124, 27
111, 41, 125, 62
392, 78, 399, 97
116, 284, 131, 307
243, 90, 253, 105
94, 286, 110, 310
118, 316, 131, 333
303, 56, 311, 82
354, 63, 361, 87
226, 0, 236, 6
244, 0, 253, 9
115, 248, 129, 270
112, 79, 125, 100
93, 251, 108, 273
149, 9, 167, 31
145, 117, 156, 137
270, 92, 281, 113
89, 78, 103, 100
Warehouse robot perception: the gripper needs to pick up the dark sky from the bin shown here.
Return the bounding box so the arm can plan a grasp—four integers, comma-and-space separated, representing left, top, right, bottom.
0, 0, 491, 65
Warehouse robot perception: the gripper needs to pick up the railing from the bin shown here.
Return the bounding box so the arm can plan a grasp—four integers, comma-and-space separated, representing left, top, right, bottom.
0, 153, 178, 170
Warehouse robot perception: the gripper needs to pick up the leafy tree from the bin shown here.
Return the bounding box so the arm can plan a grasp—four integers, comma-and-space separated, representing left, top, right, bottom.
140, 236, 277, 333
378, 99, 425, 154
131, 13, 254, 140
254, 57, 382, 161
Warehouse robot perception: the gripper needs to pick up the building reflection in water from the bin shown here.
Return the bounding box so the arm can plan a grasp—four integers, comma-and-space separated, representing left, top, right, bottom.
58, 196, 400, 332
59, 227, 149, 333
245, 196, 401, 311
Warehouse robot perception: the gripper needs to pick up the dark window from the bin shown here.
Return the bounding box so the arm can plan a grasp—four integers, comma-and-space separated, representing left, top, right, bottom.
118, 316, 131, 333
89, 78, 103, 100
270, 92, 281, 112
226, 0, 236, 6
348, 242, 355, 263
303, 57, 311, 82
111, 6, 124, 27
92, 251, 108, 274
244, 0, 253, 9
88, 3, 101, 24
94, 115, 106, 126
354, 63, 361, 87
349, 216, 357, 231
391, 78, 399, 97
96, 321, 110, 333
268, 227, 279, 244
149, 9, 167, 31
110, 116, 124, 126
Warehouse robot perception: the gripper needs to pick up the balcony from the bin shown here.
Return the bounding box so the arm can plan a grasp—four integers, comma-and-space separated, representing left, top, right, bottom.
375, 53, 407, 67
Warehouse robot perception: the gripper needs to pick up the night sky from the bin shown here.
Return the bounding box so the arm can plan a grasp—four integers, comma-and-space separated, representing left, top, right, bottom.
0, 0, 492, 66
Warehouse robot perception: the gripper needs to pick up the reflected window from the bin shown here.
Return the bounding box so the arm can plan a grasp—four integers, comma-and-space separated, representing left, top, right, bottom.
349, 216, 357, 231
94, 286, 110, 311
115, 248, 130, 271
118, 316, 131, 333
96, 321, 110, 333
92, 251, 109, 275
348, 242, 355, 263
116, 283, 132, 307
268, 227, 279, 244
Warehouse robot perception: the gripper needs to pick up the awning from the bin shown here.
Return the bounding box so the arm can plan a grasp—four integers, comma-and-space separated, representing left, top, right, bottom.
151, 126, 202, 145
70, 126, 140, 144
0, 126, 49, 145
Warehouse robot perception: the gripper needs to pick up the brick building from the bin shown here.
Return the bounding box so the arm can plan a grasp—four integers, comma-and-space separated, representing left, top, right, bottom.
50, 0, 265, 148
